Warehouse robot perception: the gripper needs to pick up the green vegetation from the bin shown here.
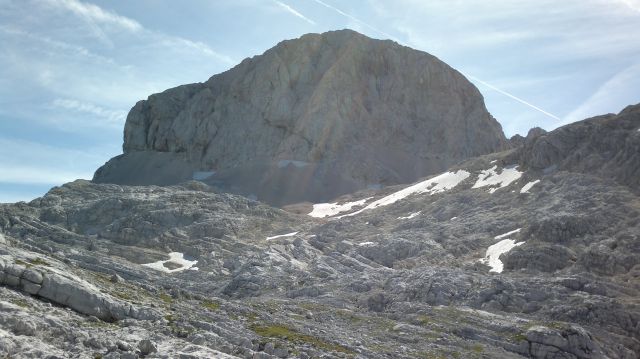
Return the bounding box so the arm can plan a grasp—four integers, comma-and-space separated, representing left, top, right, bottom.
29, 258, 50, 266
11, 298, 31, 308
416, 314, 430, 326
14, 259, 31, 268
250, 324, 354, 354
201, 299, 221, 311
471, 344, 484, 353
158, 292, 173, 304
513, 332, 528, 342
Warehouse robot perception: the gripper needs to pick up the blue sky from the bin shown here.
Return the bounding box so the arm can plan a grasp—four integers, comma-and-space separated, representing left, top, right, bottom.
1, 0, 639, 203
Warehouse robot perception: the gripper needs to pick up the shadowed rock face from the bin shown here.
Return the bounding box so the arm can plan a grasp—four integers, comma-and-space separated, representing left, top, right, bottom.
513, 103, 640, 192
94, 29, 507, 205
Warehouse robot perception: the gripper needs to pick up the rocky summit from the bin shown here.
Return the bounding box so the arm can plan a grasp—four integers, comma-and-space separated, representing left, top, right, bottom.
93, 29, 507, 206
2, 31, 640, 359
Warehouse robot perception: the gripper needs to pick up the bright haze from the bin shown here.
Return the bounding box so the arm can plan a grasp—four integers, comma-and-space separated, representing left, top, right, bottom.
1, 0, 639, 202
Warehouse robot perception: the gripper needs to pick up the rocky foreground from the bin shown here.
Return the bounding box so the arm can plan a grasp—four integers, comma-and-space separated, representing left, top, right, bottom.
1, 104, 639, 358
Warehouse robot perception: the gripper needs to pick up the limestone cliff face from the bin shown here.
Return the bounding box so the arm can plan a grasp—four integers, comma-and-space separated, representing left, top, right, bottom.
95, 29, 508, 205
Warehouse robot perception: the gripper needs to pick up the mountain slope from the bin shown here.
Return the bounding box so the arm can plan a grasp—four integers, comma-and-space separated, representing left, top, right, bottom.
2, 105, 639, 358
94, 29, 507, 206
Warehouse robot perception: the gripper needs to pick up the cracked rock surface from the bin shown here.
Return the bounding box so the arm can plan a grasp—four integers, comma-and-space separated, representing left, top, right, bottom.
93, 30, 507, 206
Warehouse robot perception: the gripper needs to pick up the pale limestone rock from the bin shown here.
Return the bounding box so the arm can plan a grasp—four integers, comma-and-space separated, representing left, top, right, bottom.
94, 30, 507, 205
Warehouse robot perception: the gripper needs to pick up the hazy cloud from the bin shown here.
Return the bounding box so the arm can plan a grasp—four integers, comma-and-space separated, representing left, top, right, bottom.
50, 98, 127, 125
275, 1, 316, 25
43, 0, 142, 32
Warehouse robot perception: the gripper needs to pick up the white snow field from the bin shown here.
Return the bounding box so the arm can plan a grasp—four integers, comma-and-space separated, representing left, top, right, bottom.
142, 252, 198, 273
480, 228, 524, 273
337, 170, 471, 218
520, 180, 541, 193
266, 232, 299, 240
494, 228, 522, 240
398, 211, 421, 220
473, 165, 523, 193
308, 198, 372, 218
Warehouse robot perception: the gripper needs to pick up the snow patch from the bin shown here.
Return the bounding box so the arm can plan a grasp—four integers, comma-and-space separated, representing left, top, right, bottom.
481, 239, 524, 273
339, 170, 470, 218
142, 252, 198, 273
450, 216, 458, 220
473, 165, 523, 193
495, 228, 521, 240
266, 232, 298, 240
357, 242, 375, 246
308, 198, 371, 218
520, 180, 541, 193
398, 211, 421, 220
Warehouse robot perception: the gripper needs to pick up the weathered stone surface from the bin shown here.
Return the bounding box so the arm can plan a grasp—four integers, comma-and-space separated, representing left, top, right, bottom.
514, 103, 640, 192
526, 325, 603, 359
137, 339, 157, 355
94, 30, 507, 205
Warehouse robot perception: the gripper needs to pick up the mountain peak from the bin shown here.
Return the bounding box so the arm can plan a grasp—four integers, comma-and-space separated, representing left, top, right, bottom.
95, 30, 507, 205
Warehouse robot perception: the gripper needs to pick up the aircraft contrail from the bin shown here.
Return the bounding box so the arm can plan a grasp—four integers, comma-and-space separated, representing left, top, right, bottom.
309, 0, 562, 122
463, 74, 561, 121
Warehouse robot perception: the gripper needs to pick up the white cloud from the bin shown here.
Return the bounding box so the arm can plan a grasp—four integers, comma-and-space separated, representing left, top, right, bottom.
274, 1, 316, 25
50, 98, 127, 125
44, 0, 142, 32
560, 63, 640, 126
611, 0, 640, 12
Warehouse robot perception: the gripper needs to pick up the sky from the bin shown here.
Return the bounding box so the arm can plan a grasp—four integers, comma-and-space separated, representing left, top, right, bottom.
1, 0, 639, 203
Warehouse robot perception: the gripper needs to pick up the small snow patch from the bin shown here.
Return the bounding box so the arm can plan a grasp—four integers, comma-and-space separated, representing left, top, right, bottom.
357, 242, 375, 246
520, 180, 541, 193
481, 239, 525, 273
309, 198, 371, 218
473, 165, 523, 193
143, 252, 198, 273
450, 216, 458, 220
398, 211, 421, 220
339, 170, 470, 218
495, 228, 521, 240
266, 232, 298, 241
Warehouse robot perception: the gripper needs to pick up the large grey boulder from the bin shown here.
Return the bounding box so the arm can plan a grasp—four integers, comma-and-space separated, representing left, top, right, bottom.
94, 29, 507, 205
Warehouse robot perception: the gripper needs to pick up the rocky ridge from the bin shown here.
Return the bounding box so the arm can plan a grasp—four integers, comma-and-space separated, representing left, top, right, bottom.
1, 104, 639, 358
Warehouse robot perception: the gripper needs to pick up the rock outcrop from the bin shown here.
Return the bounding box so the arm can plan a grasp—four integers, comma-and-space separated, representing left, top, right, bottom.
94, 29, 507, 205
4, 110, 640, 358
513, 104, 640, 192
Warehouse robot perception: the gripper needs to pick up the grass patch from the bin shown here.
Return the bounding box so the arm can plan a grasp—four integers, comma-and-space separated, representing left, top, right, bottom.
335, 309, 362, 323
11, 298, 31, 308
416, 315, 430, 326
114, 290, 136, 301
201, 299, 221, 311
513, 333, 527, 342
29, 258, 50, 266
14, 259, 32, 268
250, 324, 354, 354
159, 293, 173, 304
471, 344, 483, 353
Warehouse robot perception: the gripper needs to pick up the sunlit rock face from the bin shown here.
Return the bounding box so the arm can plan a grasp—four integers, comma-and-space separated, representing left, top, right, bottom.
94, 29, 507, 205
